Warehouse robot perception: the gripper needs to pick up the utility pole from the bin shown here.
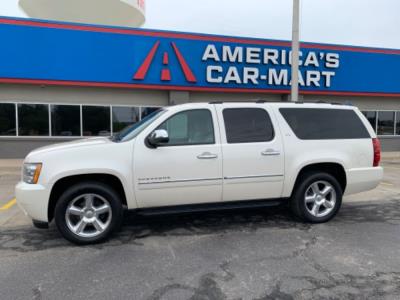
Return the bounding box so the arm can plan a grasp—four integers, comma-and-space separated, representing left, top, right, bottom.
290, 0, 300, 102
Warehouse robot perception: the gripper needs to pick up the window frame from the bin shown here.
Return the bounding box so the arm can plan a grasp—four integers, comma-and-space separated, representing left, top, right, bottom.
2, 103, 400, 139
377, 110, 396, 136
362, 109, 399, 137
222, 107, 275, 144
149, 109, 216, 147
17, 103, 51, 137
0, 101, 162, 139
82, 104, 112, 137
50, 104, 82, 137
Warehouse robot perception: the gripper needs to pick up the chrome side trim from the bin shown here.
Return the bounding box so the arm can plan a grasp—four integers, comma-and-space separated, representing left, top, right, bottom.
224, 174, 284, 180
138, 175, 283, 185
138, 177, 222, 185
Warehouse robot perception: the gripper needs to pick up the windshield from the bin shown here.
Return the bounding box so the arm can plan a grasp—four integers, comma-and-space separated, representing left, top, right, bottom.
111, 108, 166, 142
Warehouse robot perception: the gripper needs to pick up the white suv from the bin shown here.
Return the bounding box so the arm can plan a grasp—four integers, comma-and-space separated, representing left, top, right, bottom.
16, 102, 383, 244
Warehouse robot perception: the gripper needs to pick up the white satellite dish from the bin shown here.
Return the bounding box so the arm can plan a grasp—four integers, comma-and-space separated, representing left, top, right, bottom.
19, 0, 146, 27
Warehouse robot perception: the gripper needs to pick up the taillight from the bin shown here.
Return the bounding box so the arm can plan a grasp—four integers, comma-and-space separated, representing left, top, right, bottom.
372, 138, 381, 167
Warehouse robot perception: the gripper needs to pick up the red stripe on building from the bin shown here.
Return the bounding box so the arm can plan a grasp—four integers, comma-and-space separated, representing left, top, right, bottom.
161, 69, 171, 81
171, 42, 197, 83
163, 52, 169, 65
133, 41, 160, 80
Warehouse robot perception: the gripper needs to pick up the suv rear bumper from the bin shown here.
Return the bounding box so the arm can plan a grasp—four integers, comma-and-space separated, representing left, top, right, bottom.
345, 166, 384, 195
15, 181, 51, 222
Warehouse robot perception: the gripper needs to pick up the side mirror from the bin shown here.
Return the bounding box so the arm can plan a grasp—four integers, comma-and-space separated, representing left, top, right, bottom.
147, 129, 169, 147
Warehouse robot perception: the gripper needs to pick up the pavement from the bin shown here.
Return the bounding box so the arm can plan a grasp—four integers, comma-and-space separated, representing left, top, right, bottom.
0, 159, 26, 228
0, 156, 400, 299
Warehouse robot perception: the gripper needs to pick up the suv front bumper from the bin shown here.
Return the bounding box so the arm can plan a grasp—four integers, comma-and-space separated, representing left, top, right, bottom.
15, 181, 51, 222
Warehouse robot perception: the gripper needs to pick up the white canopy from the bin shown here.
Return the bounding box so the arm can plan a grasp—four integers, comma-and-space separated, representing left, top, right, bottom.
19, 0, 145, 27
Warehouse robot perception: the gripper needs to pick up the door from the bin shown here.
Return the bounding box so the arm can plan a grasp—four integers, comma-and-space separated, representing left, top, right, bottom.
216, 104, 285, 201
133, 107, 223, 208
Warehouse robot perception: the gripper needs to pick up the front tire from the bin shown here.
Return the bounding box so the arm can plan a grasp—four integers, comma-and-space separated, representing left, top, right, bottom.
290, 172, 343, 223
54, 182, 123, 245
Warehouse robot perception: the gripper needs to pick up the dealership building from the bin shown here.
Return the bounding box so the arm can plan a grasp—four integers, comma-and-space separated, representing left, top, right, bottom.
0, 16, 400, 158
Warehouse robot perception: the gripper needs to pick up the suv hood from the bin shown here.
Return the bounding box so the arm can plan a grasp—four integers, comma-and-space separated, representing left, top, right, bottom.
26, 137, 112, 160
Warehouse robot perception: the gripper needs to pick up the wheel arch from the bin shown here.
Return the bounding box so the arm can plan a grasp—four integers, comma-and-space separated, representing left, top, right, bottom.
290, 162, 347, 197
48, 173, 128, 222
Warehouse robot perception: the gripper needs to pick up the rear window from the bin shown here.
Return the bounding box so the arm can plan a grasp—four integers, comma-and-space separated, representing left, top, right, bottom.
279, 108, 370, 140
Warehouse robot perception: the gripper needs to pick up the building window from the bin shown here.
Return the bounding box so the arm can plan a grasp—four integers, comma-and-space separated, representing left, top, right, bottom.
112, 106, 140, 133
18, 104, 49, 136
377, 111, 395, 136
82, 106, 110, 136
362, 111, 377, 133
51, 105, 81, 136
223, 108, 274, 143
141, 107, 160, 119
0, 103, 16, 136
396, 111, 400, 136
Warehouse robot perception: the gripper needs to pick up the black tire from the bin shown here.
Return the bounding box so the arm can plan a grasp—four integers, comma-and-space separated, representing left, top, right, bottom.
290, 172, 343, 223
54, 181, 123, 245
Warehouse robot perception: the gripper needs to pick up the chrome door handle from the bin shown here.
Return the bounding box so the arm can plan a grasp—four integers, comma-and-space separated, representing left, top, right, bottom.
261, 149, 281, 156
197, 152, 218, 159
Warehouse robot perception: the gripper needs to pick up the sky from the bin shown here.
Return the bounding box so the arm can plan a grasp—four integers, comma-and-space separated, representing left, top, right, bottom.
1, 0, 400, 49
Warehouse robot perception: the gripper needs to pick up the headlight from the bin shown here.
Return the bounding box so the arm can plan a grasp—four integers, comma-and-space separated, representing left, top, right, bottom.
23, 163, 42, 184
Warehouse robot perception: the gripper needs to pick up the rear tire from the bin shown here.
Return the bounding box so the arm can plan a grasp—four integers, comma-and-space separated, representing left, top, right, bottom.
54, 181, 123, 245
290, 172, 342, 223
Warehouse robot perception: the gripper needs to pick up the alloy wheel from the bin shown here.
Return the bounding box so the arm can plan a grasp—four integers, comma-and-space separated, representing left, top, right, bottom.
65, 193, 112, 238
304, 180, 337, 218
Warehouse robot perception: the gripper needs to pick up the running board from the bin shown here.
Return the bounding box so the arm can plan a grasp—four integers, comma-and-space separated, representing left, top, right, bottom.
136, 198, 287, 216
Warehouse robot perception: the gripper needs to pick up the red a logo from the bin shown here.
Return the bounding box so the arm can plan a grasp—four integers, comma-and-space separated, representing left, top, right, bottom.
133, 41, 197, 83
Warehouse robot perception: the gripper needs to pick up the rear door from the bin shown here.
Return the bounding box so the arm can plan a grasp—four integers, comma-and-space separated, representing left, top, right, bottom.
215, 104, 285, 202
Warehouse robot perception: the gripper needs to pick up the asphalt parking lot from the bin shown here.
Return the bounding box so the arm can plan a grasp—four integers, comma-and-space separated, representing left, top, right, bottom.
1, 158, 400, 299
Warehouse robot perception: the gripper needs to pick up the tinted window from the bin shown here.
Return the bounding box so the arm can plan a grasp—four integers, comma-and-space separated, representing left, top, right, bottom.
112, 106, 140, 133
51, 105, 81, 136
18, 104, 49, 136
157, 109, 214, 146
397, 112, 400, 135
362, 111, 377, 133
82, 106, 110, 136
223, 108, 274, 143
280, 108, 370, 140
0, 103, 16, 136
377, 111, 395, 135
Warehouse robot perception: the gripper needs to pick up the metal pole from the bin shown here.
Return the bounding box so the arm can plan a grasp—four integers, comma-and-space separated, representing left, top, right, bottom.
291, 0, 300, 102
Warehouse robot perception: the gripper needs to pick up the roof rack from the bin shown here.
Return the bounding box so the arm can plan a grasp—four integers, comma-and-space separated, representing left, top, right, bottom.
207, 100, 347, 106
208, 99, 271, 104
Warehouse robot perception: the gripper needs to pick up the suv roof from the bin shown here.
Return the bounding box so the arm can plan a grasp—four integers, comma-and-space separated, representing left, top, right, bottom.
167, 102, 356, 112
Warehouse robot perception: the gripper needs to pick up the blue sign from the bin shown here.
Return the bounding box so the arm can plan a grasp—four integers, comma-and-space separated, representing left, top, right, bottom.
0, 16, 400, 96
